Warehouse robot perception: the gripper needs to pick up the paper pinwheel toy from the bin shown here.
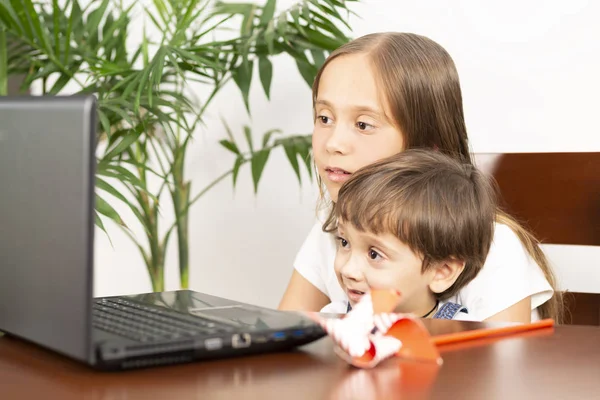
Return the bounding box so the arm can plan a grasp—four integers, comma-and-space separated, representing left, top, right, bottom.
308, 290, 442, 369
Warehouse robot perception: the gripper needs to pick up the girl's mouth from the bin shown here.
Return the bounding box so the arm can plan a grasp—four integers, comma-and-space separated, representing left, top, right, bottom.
325, 167, 352, 183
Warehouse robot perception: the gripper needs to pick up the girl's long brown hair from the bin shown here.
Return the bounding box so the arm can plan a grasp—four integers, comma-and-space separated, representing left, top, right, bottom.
313, 32, 563, 322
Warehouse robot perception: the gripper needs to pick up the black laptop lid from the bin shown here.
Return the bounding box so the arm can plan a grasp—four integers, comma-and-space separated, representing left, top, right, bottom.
0, 96, 96, 363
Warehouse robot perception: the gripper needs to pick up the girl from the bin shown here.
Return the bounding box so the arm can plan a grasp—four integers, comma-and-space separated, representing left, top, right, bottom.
328, 149, 498, 320
278, 32, 563, 323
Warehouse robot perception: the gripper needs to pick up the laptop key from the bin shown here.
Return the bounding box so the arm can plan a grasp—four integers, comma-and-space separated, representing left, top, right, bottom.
93, 298, 232, 342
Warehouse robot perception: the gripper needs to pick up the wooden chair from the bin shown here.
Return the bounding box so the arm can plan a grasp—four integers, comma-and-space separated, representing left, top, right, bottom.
475, 152, 600, 325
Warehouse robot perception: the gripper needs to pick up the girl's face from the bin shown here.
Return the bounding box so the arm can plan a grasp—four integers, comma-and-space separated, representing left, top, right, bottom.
312, 53, 404, 202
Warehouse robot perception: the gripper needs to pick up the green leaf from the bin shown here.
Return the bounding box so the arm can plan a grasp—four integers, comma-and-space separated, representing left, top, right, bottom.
95, 194, 125, 226
52, 0, 59, 54
141, 21, 149, 67
241, 5, 257, 36
221, 116, 235, 142
86, 0, 110, 46
96, 177, 151, 235
276, 11, 288, 38
177, 0, 203, 33
312, 12, 348, 41
310, 49, 326, 69
295, 58, 317, 88
117, 159, 166, 180
211, 2, 253, 16
303, 26, 342, 50
282, 139, 301, 184
264, 20, 275, 54
94, 211, 113, 246
315, 1, 353, 30
145, 9, 164, 33
232, 59, 254, 113
243, 125, 254, 153
97, 163, 148, 193
0, 3, 24, 35
232, 155, 243, 189
98, 109, 111, 137
261, 128, 281, 148
69, 0, 84, 45
152, 0, 170, 28
95, 210, 106, 231
96, 177, 130, 206
295, 136, 313, 178
134, 67, 151, 113
151, 47, 167, 100
170, 46, 225, 71
258, 56, 272, 99
250, 148, 270, 193
21, 0, 53, 54
99, 103, 134, 127
104, 126, 144, 160
259, 0, 277, 25
290, 6, 305, 36
219, 139, 240, 155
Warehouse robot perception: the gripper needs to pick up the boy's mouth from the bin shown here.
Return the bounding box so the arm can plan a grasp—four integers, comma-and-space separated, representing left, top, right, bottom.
347, 288, 366, 303
325, 167, 352, 183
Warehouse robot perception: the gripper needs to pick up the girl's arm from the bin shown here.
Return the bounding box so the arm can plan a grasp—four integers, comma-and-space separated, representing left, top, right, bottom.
484, 296, 532, 323
278, 270, 330, 311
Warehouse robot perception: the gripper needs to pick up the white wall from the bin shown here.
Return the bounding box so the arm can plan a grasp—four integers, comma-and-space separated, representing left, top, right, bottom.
94, 0, 600, 307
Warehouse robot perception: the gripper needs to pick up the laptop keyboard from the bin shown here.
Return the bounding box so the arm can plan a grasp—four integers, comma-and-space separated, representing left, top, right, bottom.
93, 297, 233, 343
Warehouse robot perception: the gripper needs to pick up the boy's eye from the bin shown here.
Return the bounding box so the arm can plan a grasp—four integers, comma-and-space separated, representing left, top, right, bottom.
356, 121, 373, 131
369, 249, 382, 260
336, 236, 349, 248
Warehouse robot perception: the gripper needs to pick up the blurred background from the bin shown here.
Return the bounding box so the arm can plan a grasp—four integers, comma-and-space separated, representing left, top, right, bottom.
3, 0, 599, 308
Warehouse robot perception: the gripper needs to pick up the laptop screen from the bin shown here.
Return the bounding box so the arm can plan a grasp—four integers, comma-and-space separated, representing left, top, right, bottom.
0, 96, 97, 363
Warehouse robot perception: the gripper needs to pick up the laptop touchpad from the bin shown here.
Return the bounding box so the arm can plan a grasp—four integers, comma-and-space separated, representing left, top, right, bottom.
189, 306, 309, 330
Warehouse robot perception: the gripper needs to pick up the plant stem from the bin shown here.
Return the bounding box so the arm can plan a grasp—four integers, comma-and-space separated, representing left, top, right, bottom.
0, 29, 7, 96
172, 181, 190, 288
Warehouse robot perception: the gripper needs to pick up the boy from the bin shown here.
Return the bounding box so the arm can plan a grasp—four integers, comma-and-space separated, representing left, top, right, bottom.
321, 149, 497, 320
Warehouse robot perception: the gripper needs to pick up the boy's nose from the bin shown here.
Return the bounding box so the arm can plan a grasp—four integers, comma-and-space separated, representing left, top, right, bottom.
340, 256, 363, 282
325, 125, 351, 155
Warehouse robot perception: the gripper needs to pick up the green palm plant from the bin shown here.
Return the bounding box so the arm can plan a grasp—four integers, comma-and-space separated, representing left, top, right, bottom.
0, 0, 354, 291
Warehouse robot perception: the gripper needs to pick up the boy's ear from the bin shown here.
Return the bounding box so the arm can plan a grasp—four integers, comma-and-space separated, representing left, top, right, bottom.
428, 258, 466, 294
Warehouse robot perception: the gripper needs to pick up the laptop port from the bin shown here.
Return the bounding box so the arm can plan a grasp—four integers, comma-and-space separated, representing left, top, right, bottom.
204, 337, 223, 351
271, 331, 286, 341
292, 329, 306, 338
253, 335, 267, 344
232, 333, 251, 348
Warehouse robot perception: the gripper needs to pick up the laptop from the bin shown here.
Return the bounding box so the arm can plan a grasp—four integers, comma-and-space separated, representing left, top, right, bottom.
0, 95, 325, 370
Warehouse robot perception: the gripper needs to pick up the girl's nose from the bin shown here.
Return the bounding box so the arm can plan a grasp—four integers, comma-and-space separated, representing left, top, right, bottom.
325, 125, 351, 155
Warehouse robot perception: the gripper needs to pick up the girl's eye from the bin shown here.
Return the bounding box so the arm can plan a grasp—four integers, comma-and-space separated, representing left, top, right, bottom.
356, 121, 374, 131
318, 115, 332, 125
369, 249, 382, 260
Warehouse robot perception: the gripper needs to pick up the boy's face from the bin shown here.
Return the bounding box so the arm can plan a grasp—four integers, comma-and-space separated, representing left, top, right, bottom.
334, 222, 439, 316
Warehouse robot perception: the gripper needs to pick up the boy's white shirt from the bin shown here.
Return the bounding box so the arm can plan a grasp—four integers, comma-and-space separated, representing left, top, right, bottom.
294, 219, 553, 322
319, 300, 478, 321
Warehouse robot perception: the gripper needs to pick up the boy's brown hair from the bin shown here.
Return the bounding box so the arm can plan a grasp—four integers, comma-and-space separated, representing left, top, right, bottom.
324, 149, 497, 299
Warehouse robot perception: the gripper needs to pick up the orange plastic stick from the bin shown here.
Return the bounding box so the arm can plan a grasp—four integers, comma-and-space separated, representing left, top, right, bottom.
432, 318, 555, 346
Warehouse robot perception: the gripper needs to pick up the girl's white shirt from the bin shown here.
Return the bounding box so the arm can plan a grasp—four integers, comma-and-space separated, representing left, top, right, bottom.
294, 218, 553, 321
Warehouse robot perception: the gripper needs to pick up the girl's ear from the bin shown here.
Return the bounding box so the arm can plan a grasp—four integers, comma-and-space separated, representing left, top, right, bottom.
428, 258, 465, 294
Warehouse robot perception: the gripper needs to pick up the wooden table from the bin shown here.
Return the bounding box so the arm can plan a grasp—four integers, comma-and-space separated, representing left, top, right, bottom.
1, 320, 599, 399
